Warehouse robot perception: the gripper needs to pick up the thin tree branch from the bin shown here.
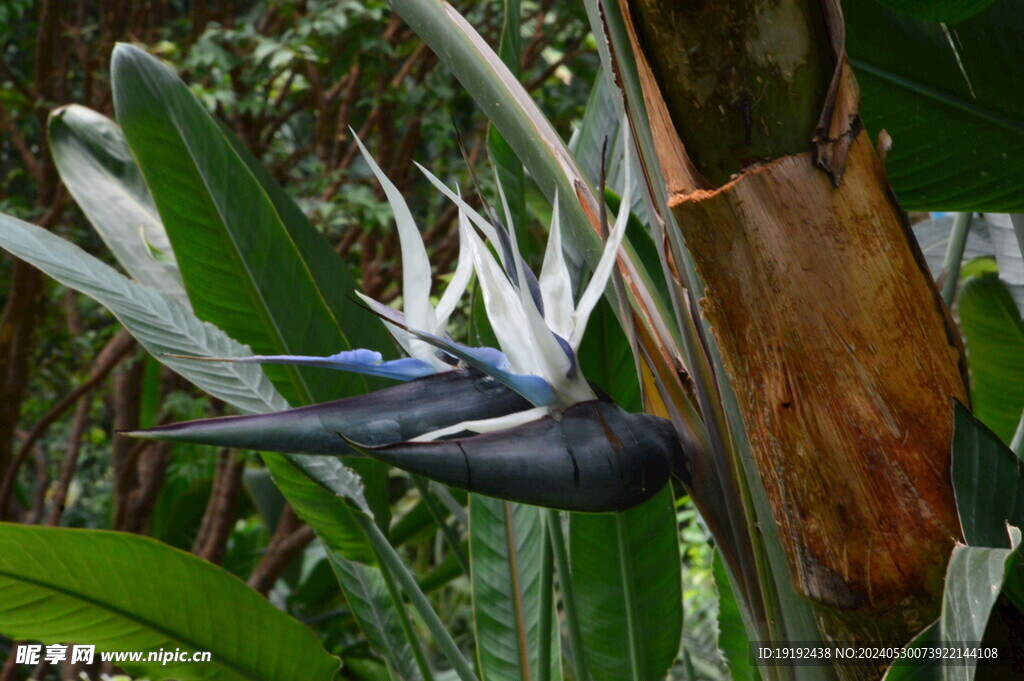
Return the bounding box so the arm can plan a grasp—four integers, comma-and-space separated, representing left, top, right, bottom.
247, 505, 316, 595
45, 398, 92, 525
0, 330, 135, 512
192, 450, 246, 564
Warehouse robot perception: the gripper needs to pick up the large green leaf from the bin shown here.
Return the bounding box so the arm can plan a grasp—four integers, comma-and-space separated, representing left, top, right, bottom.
568, 488, 682, 681
939, 528, 1021, 681
215, 116, 393, 380
469, 496, 560, 681
869, 0, 997, 24
845, 0, 1024, 211
0, 212, 286, 417
0, 523, 338, 681
111, 44, 367, 406
957, 274, 1024, 444
713, 550, 760, 681
951, 403, 1024, 549
0, 211, 376, 555
48, 104, 185, 301
569, 295, 681, 681
328, 553, 424, 681
108, 44, 402, 536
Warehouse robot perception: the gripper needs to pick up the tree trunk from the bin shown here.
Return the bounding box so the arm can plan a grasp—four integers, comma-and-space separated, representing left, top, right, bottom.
621, 0, 968, 672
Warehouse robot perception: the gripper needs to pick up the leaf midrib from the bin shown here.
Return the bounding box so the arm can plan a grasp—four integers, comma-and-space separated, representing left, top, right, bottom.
0, 566, 255, 681
852, 59, 1024, 135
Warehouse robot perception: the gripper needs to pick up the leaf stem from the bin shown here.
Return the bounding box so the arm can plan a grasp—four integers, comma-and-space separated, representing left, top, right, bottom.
941, 212, 973, 306
411, 475, 470, 575
378, 557, 437, 681
547, 509, 590, 681
356, 512, 480, 681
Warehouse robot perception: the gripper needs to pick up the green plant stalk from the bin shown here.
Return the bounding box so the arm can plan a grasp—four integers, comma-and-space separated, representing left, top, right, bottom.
356, 512, 480, 681
536, 511, 555, 681
1012, 412, 1024, 459
1010, 214, 1024, 266
378, 556, 437, 681
941, 212, 974, 306
546, 509, 589, 681
489, 0, 527, 253
614, 513, 642, 681
411, 475, 470, 575
582, 1, 768, 639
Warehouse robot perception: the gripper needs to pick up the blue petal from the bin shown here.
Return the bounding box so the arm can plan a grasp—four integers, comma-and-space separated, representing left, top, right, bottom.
401, 329, 556, 407
202, 349, 436, 381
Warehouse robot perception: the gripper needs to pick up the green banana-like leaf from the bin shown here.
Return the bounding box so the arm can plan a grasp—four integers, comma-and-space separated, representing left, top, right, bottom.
111, 43, 369, 406
939, 528, 1022, 680
845, 0, 1024, 211
569, 488, 681, 681
713, 550, 760, 681
328, 553, 425, 681
0, 523, 339, 681
215, 116, 393, 385
951, 403, 1024, 549
958, 274, 1024, 444
0, 211, 377, 558
469, 496, 561, 681
570, 295, 681, 681
0, 212, 287, 417
48, 104, 185, 301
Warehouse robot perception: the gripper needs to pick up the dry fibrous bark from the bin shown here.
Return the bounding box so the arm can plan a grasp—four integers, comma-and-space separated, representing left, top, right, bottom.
621, 0, 968, 669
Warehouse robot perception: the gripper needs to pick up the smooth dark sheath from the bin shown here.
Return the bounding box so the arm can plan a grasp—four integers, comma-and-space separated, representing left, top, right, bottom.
352, 400, 677, 512
124, 368, 532, 455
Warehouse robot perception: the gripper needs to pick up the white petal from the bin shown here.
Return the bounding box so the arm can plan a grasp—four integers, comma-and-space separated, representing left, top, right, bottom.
506, 211, 574, 393
352, 131, 436, 336
411, 406, 550, 442
493, 167, 516, 240
463, 222, 539, 376
355, 291, 447, 371
433, 203, 474, 334
538, 192, 574, 340
570, 132, 633, 351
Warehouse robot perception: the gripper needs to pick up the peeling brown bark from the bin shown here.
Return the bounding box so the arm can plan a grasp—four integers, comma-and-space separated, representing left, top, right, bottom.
671, 133, 966, 649
621, 0, 969, 668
